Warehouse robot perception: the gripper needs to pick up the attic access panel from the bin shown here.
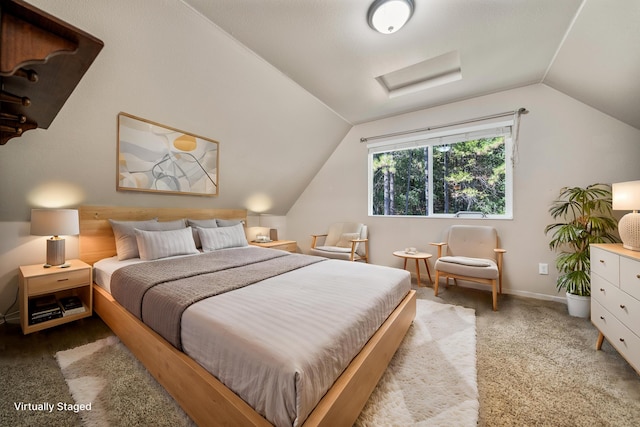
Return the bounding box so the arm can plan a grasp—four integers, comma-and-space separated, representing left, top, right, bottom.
377, 51, 462, 98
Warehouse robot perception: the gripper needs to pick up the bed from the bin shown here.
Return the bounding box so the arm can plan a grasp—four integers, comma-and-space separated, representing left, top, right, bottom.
79, 205, 416, 427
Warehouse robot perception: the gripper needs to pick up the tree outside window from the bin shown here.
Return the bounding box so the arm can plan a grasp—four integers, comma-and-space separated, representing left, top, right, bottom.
369, 128, 512, 218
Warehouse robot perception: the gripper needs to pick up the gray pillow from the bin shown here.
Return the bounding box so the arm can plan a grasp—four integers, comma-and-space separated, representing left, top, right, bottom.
109, 218, 158, 260
147, 219, 186, 231
216, 219, 243, 227
187, 218, 218, 248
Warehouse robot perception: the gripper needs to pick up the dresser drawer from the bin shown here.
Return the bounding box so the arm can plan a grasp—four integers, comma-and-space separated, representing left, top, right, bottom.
620, 256, 640, 301
593, 272, 640, 328
28, 269, 91, 295
592, 301, 640, 372
591, 246, 620, 286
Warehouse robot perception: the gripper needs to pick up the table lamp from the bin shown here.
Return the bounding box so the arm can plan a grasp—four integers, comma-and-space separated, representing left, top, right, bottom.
30, 209, 79, 266
612, 180, 640, 251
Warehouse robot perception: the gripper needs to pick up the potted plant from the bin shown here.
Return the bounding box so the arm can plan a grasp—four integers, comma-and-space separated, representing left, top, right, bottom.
544, 183, 619, 317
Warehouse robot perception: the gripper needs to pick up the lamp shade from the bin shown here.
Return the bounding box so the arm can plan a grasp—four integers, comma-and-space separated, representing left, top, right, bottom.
612, 180, 640, 211
30, 209, 79, 237
368, 0, 414, 34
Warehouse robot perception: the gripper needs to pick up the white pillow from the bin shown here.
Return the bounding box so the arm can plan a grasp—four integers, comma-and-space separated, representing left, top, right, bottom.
198, 223, 248, 251
186, 218, 218, 248
134, 227, 199, 261
109, 218, 158, 260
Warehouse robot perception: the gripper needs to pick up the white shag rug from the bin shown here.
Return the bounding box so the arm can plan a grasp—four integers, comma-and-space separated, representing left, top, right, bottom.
356, 299, 478, 426
56, 299, 477, 426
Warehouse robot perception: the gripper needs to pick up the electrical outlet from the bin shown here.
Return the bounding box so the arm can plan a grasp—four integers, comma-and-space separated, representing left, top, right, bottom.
538, 263, 549, 275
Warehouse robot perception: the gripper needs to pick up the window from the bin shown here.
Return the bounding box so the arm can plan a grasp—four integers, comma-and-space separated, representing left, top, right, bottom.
368, 122, 513, 218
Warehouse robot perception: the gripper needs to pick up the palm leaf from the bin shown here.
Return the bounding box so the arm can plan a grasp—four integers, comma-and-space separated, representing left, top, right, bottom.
545, 183, 619, 296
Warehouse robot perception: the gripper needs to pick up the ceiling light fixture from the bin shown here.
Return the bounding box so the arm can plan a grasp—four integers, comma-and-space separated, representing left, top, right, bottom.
368, 0, 415, 34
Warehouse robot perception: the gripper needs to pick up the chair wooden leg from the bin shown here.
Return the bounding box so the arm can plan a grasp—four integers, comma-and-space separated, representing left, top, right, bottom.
492, 280, 498, 311
434, 271, 440, 296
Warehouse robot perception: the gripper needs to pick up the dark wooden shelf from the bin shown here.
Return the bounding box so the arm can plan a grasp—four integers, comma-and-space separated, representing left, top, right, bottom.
0, 0, 103, 144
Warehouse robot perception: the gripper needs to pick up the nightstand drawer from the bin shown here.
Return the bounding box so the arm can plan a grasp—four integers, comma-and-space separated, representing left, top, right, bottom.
250, 240, 297, 253
274, 241, 297, 252
591, 246, 620, 286
28, 269, 91, 295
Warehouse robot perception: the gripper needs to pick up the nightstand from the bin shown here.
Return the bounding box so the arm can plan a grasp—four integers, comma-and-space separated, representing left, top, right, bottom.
250, 240, 297, 253
19, 259, 92, 334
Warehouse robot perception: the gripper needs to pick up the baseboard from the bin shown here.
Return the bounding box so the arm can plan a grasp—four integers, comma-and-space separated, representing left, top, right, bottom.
502, 288, 566, 304
427, 277, 567, 304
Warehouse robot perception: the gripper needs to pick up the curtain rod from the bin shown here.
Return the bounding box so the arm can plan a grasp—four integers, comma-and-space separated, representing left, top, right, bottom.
360, 107, 528, 143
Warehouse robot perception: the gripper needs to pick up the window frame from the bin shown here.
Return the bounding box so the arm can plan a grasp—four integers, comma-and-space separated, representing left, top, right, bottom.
367, 120, 514, 219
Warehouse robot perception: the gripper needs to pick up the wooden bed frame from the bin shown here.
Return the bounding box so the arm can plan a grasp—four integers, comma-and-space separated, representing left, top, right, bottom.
79, 205, 416, 426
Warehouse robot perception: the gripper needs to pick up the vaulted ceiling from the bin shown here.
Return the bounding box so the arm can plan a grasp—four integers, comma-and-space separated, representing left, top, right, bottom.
184, 0, 640, 130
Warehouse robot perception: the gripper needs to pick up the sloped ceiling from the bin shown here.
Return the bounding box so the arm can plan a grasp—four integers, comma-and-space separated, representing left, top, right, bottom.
183, 0, 640, 130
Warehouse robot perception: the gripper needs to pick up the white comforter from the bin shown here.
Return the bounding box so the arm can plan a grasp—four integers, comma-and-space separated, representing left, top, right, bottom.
94, 250, 410, 427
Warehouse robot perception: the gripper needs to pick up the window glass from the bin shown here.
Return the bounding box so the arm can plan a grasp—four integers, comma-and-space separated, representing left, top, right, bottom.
368, 124, 513, 218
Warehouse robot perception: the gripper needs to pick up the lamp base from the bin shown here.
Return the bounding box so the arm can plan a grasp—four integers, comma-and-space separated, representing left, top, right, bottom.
46, 238, 66, 266
619, 212, 640, 252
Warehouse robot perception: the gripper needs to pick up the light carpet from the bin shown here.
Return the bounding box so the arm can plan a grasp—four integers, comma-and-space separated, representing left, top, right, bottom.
55, 299, 477, 426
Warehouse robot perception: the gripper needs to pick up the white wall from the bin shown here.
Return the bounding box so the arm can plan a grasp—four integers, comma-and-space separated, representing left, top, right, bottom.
0, 0, 350, 318
286, 84, 640, 301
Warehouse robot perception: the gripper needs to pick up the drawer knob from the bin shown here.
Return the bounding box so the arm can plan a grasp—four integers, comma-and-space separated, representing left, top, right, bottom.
600, 288, 605, 292
620, 338, 625, 343
637, 274, 640, 279
600, 316, 605, 320
599, 259, 605, 263
620, 304, 626, 309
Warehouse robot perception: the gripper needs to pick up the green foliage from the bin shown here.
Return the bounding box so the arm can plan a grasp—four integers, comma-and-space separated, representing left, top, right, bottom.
371, 137, 506, 216
544, 183, 619, 296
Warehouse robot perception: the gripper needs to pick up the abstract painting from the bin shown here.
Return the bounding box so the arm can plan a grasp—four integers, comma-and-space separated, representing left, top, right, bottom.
117, 113, 218, 196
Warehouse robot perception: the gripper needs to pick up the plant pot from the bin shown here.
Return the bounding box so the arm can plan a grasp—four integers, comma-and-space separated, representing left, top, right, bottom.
566, 292, 591, 318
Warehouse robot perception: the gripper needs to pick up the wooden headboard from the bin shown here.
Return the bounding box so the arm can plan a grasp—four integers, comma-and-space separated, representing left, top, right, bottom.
79, 205, 247, 265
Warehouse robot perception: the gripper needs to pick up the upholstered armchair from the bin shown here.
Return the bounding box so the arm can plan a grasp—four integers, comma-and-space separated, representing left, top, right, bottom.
430, 225, 505, 311
309, 222, 369, 262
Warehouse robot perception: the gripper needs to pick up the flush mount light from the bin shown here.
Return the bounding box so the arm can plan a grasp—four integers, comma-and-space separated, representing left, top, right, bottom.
368, 0, 415, 34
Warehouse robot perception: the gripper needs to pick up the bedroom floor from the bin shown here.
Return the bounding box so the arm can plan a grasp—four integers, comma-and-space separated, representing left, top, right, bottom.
2, 283, 640, 426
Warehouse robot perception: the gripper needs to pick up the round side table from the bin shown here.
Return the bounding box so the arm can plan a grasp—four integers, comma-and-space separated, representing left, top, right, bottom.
393, 250, 433, 286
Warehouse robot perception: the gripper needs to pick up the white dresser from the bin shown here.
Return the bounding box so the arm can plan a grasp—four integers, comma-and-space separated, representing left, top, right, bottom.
591, 243, 640, 373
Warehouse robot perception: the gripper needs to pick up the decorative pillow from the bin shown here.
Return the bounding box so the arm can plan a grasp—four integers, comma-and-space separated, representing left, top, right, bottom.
109, 218, 158, 260
187, 218, 218, 228
198, 223, 248, 251
336, 232, 360, 248
134, 227, 199, 261
216, 219, 243, 227
186, 218, 218, 248
148, 219, 187, 231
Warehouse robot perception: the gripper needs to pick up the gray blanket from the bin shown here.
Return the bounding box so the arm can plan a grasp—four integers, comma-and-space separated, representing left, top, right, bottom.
110, 247, 325, 349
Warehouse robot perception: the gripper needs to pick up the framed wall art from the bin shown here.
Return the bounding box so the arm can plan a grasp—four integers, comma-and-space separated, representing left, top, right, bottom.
117, 112, 219, 196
